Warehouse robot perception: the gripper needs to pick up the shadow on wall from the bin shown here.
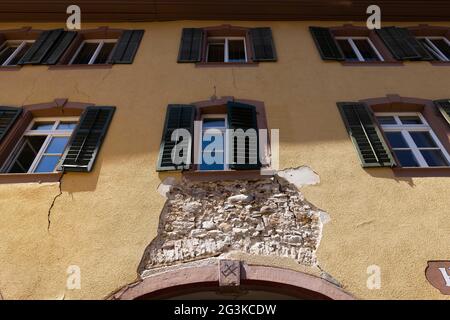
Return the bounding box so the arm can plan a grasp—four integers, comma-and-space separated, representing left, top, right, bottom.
60, 155, 103, 194
365, 168, 415, 187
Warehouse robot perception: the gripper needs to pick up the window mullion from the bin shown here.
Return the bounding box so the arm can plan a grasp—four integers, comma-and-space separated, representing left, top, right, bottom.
426, 38, 448, 62
29, 135, 52, 173
3, 41, 26, 66
89, 41, 104, 65
348, 39, 364, 62
403, 130, 428, 167
224, 38, 229, 63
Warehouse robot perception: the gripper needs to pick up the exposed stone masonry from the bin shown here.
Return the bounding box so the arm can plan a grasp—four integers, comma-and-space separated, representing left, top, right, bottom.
139, 169, 327, 273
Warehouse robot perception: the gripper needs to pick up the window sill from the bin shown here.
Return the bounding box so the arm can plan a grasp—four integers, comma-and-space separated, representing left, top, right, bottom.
392, 167, 450, 177
183, 169, 271, 181
195, 62, 258, 68
0, 65, 22, 71
430, 61, 450, 66
341, 61, 403, 66
48, 64, 113, 70
0, 172, 62, 184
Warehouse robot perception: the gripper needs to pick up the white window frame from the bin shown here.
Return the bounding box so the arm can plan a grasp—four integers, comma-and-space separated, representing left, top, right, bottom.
0, 40, 35, 66
198, 114, 228, 171
69, 39, 117, 65
417, 36, 450, 62
2, 117, 79, 174
206, 36, 247, 63
335, 36, 384, 62
376, 112, 450, 167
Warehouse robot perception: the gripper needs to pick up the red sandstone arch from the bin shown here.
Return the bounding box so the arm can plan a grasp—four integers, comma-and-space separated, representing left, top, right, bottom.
112, 263, 355, 300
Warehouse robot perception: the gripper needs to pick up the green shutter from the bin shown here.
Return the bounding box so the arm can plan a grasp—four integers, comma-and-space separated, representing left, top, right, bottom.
109, 30, 144, 64
337, 102, 396, 168
434, 99, 450, 125
376, 27, 431, 60
19, 29, 64, 65
59, 107, 115, 172
0, 106, 21, 143
177, 28, 203, 63
309, 27, 344, 61
249, 27, 277, 62
42, 31, 77, 65
156, 105, 196, 171
227, 101, 261, 170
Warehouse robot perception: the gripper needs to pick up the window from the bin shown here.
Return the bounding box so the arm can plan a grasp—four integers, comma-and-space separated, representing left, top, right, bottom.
2, 117, 78, 174
0, 40, 34, 66
336, 37, 384, 62
69, 39, 116, 65
377, 113, 450, 168
417, 37, 450, 62
199, 115, 227, 171
206, 37, 247, 63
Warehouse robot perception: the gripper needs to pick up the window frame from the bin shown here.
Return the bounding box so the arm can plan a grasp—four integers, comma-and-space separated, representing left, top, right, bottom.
0, 40, 34, 66
417, 36, 450, 62
69, 39, 117, 65
376, 112, 450, 168
335, 36, 384, 62
197, 113, 229, 171
206, 36, 247, 63
2, 116, 78, 174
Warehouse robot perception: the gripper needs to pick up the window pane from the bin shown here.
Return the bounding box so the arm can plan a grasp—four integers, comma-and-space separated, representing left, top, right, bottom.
421, 150, 449, 167
32, 122, 54, 130
35, 155, 60, 173
45, 137, 69, 154
353, 39, 380, 61
0, 46, 18, 65
377, 116, 396, 125
394, 150, 419, 167
386, 132, 408, 148
410, 131, 437, 148
72, 42, 99, 64
228, 40, 246, 62
57, 122, 77, 130
8, 136, 46, 173
399, 116, 422, 125
337, 39, 358, 61
94, 42, 115, 64
430, 39, 450, 60
8, 42, 32, 66
207, 43, 225, 62
203, 118, 225, 128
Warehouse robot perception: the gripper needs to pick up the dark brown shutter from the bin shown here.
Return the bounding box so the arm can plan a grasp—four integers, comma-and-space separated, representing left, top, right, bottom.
42, 31, 77, 65
434, 99, 450, 125
19, 29, 64, 65
337, 102, 395, 168
376, 27, 431, 60
60, 107, 115, 172
177, 28, 203, 63
109, 30, 144, 64
227, 101, 261, 170
309, 27, 344, 61
249, 27, 277, 62
0, 107, 21, 143
157, 105, 196, 171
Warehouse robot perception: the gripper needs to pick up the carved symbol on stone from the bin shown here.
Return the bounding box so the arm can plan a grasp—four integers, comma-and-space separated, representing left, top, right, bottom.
219, 260, 241, 287
425, 261, 450, 295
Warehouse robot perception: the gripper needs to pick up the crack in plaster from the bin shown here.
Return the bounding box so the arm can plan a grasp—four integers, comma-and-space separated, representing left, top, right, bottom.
47, 174, 64, 232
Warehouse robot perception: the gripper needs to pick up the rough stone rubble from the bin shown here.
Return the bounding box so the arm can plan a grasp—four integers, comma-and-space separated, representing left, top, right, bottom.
139, 168, 328, 273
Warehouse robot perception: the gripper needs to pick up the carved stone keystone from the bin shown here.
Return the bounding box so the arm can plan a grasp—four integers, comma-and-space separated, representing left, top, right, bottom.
219, 260, 241, 287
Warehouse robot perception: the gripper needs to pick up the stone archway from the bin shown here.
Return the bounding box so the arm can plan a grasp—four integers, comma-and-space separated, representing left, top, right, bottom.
111, 260, 355, 300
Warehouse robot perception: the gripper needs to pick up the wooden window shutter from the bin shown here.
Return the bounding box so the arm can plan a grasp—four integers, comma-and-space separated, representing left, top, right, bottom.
434, 99, 450, 125
337, 102, 396, 168
59, 107, 115, 172
309, 27, 344, 61
249, 27, 277, 62
0, 106, 21, 143
42, 31, 77, 65
376, 27, 431, 60
109, 30, 145, 64
177, 28, 203, 63
156, 105, 196, 171
227, 101, 261, 170
19, 29, 65, 65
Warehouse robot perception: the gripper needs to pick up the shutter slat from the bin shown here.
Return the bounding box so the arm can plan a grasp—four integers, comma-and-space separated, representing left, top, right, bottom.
309, 27, 345, 61
19, 29, 65, 65
227, 101, 261, 170
42, 31, 77, 65
434, 99, 450, 125
0, 107, 21, 143
109, 30, 144, 64
249, 27, 277, 62
156, 104, 195, 171
177, 28, 203, 63
376, 27, 429, 60
60, 106, 115, 172
337, 102, 395, 168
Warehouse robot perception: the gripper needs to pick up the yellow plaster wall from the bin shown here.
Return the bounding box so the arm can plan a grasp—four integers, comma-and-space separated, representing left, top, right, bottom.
0, 21, 449, 299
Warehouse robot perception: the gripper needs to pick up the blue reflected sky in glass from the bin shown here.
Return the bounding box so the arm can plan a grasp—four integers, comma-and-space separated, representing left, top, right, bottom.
57, 122, 77, 130
386, 132, 408, 148
410, 132, 437, 148
394, 150, 419, 167
32, 122, 54, 130
45, 137, 69, 154
35, 156, 60, 173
